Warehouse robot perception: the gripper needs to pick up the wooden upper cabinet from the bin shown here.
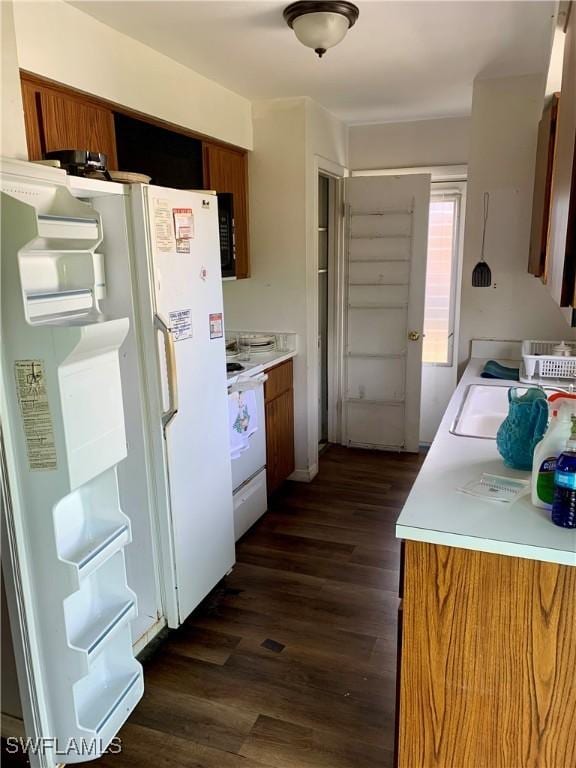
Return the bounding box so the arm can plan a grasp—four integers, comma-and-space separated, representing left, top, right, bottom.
38, 89, 118, 169
20, 73, 251, 281
21, 79, 43, 161
528, 94, 558, 278
534, 6, 576, 308
20, 75, 118, 169
203, 142, 250, 279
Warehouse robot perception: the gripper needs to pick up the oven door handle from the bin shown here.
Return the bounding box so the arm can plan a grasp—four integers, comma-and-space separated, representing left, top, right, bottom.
228, 373, 268, 394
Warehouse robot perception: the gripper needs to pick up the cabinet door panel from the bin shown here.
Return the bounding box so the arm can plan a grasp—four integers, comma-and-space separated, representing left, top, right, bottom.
204, 143, 249, 278
21, 80, 43, 160
399, 541, 576, 768
39, 89, 118, 169
528, 95, 558, 277
265, 389, 295, 495
547, 8, 576, 306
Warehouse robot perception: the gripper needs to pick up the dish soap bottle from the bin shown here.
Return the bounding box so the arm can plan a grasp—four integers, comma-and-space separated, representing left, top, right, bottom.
532, 401, 573, 510
551, 416, 576, 528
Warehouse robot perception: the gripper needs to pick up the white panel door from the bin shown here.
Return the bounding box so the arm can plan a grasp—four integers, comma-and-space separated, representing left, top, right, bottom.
142, 186, 235, 625
344, 175, 430, 452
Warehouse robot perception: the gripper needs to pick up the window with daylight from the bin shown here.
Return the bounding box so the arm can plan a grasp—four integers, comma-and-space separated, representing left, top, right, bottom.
422, 195, 460, 365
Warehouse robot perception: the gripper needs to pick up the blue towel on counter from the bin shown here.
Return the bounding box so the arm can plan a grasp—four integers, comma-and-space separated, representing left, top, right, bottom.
481, 360, 520, 381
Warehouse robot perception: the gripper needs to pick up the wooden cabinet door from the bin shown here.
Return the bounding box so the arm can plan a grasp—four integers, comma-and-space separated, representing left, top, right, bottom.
39, 89, 118, 169
399, 541, 576, 768
528, 94, 558, 277
546, 7, 576, 306
203, 142, 250, 278
265, 388, 295, 496
21, 80, 43, 160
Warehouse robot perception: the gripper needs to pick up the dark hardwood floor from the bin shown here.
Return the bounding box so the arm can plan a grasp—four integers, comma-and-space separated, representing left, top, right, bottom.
93, 445, 425, 768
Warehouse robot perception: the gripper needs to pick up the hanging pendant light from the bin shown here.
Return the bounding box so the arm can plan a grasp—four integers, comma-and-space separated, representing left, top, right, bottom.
283, 1, 360, 58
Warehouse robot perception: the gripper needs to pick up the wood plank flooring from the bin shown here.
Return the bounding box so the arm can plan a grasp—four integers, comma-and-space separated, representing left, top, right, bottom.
90, 446, 424, 768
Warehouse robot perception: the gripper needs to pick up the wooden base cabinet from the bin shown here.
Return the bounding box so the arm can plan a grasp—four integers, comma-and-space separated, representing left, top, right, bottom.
264, 360, 295, 495
397, 541, 576, 768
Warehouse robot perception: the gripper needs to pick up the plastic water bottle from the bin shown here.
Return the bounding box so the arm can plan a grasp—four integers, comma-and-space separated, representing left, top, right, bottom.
551, 418, 576, 528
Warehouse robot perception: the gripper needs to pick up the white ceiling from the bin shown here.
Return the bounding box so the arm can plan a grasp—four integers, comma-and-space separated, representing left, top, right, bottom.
70, 0, 556, 124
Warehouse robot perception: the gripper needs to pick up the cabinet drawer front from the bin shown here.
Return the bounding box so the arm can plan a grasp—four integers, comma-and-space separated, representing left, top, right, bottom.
264, 359, 293, 403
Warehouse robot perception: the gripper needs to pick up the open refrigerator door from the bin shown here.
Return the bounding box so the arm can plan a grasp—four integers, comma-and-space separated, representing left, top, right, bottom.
1, 159, 143, 766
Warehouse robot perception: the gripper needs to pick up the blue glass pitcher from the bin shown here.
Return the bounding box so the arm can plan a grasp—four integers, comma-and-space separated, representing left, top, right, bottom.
496, 388, 548, 471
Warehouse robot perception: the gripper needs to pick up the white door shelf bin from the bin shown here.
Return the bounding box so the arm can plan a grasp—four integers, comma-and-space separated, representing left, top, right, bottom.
73, 626, 142, 740
1, 167, 143, 764
64, 551, 137, 659
37, 213, 100, 242
12, 187, 104, 324
54, 473, 131, 579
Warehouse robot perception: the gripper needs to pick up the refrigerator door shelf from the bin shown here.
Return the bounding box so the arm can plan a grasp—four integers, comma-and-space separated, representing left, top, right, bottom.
70, 626, 143, 763
37, 213, 100, 242
53, 467, 132, 582
64, 550, 137, 660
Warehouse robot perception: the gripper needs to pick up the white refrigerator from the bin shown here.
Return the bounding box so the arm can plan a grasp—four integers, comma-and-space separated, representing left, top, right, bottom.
128, 183, 235, 627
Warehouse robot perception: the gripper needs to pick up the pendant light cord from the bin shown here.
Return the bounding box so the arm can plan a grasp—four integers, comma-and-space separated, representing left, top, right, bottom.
481, 192, 489, 262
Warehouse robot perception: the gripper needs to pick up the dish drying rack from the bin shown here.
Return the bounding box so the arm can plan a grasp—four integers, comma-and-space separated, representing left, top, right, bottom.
520, 340, 576, 387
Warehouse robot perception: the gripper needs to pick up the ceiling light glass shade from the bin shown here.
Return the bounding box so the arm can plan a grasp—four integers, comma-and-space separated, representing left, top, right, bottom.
283, 2, 359, 58
292, 12, 349, 55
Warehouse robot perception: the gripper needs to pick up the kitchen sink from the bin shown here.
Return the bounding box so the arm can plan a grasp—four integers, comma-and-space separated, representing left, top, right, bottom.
450, 383, 557, 439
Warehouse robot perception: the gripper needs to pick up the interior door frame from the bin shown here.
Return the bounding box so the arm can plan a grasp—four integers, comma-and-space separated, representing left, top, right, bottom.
307, 156, 347, 473
425, 179, 467, 372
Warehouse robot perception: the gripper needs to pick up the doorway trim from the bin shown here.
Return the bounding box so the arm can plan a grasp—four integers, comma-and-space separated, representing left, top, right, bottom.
306, 155, 347, 478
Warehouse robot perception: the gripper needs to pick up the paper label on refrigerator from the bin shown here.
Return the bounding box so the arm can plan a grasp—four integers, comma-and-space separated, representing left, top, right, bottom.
169, 309, 193, 341
153, 199, 174, 252
173, 207, 194, 253
14, 360, 57, 471
209, 312, 223, 340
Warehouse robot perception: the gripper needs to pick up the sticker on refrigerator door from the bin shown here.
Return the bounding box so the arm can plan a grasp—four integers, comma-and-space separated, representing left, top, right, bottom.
169, 309, 193, 341
14, 360, 57, 471
173, 207, 194, 253
209, 313, 223, 339
153, 199, 174, 252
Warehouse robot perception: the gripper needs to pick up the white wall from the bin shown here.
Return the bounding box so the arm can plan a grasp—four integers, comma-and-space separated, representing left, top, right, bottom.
349, 117, 470, 170
1, 0, 27, 159
459, 74, 574, 368
11, 0, 253, 149
223, 98, 347, 478
224, 99, 308, 471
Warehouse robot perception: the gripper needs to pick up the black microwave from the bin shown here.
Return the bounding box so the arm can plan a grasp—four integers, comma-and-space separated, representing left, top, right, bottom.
217, 192, 236, 278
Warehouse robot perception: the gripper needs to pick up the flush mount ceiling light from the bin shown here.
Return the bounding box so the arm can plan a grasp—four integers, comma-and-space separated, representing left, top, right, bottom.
283, 1, 360, 58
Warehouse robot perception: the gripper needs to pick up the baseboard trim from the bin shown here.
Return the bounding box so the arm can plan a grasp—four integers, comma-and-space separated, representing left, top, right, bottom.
289, 464, 318, 483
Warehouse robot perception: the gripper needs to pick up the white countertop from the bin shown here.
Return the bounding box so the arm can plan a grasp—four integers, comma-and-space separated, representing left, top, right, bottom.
396, 358, 576, 566
227, 350, 296, 385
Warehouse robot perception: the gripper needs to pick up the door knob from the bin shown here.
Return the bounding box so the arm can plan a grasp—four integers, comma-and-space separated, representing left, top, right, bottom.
408, 331, 421, 341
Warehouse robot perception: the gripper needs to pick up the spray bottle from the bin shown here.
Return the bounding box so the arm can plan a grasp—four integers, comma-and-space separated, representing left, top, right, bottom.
532, 394, 576, 510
